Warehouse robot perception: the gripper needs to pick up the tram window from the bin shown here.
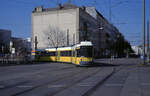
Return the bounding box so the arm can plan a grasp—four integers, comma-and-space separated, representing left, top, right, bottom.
46, 51, 50, 56
60, 51, 65, 56
68, 51, 72, 56
72, 51, 75, 56
60, 51, 72, 56
80, 46, 92, 57
65, 51, 67, 56
35, 51, 55, 56
40, 51, 45, 56
60, 51, 64, 56
42, 51, 48, 56
48, 52, 55, 56
77, 50, 80, 57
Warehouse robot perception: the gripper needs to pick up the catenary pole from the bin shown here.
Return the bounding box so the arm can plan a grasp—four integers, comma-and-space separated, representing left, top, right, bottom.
143, 0, 146, 65
67, 29, 69, 46
147, 20, 149, 62
109, 0, 112, 22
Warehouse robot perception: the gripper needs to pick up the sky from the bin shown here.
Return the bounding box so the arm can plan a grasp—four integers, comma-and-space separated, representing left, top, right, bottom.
0, 0, 150, 46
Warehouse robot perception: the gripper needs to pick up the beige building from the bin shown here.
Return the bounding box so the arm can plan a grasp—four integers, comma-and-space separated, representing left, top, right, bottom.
32, 3, 122, 57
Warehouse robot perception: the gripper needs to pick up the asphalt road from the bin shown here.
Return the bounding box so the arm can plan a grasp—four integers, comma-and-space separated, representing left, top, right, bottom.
0, 58, 150, 96
0, 62, 113, 96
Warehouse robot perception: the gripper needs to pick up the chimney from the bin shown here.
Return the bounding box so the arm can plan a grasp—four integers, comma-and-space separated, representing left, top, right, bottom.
35, 6, 43, 12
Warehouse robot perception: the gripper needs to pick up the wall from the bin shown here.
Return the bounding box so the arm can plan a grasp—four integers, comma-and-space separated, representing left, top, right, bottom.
32, 8, 79, 49
0, 29, 11, 47
79, 8, 100, 57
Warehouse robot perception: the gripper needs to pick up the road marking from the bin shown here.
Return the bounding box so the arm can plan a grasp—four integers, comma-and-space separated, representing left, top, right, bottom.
17, 85, 33, 88
48, 85, 66, 88
141, 83, 150, 86
105, 83, 123, 87
0, 85, 5, 88
78, 82, 95, 87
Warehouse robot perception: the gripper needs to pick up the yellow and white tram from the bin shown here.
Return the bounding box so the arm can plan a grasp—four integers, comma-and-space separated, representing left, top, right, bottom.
33, 41, 93, 66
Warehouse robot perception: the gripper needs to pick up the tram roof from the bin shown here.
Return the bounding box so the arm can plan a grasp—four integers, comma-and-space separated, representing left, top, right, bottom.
80, 41, 92, 46
45, 48, 57, 52
45, 47, 72, 51
57, 47, 72, 51
73, 41, 92, 48
43, 41, 92, 51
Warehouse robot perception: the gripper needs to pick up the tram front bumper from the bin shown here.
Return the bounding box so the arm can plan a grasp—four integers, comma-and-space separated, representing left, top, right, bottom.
79, 61, 93, 66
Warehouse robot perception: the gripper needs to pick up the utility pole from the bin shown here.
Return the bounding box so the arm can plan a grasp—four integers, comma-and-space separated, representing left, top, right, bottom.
56, 0, 59, 62
143, 0, 146, 65
109, 0, 112, 22
67, 29, 69, 46
56, 0, 59, 47
73, 33, 75, 45
35, 36, 38, 50
147, 20, 149, 62
2, 46, 4, 54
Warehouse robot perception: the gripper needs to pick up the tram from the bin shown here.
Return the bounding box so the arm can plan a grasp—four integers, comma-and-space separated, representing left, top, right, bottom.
33, 41, 93, 66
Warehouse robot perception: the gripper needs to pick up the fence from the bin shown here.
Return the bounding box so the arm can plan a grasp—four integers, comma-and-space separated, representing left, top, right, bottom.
0, 54, 32, 65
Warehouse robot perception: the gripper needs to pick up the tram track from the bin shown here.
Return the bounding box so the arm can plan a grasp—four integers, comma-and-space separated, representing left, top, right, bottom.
0, 67, 96, 96
85, 65, 138, 96
13, 67, 100, 96
0, 66, 76, 90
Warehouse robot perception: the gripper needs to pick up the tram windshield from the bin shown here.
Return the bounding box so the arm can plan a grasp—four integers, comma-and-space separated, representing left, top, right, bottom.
80, 46, 93, 57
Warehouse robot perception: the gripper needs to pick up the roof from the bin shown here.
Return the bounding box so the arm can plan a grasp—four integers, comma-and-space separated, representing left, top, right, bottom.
63, 2, 79, 8
0, 29, 11, 32
33, 2, 79, 13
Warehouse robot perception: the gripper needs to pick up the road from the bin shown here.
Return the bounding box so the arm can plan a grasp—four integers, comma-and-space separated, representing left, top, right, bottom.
0, 58, 150, 96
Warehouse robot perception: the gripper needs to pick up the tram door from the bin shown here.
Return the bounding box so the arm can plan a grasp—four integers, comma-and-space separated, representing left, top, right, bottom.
72, 50, 77, 64
56, 51, 60, 62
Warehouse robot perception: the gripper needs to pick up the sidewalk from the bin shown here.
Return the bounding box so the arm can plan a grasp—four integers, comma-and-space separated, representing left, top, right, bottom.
120, 66, 150, 96
94, 58, 142, 66
53, 67, 114, 96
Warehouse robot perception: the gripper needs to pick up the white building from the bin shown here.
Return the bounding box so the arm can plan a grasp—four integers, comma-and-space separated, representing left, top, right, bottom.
32, 3, 123, 57
132, 46, 142, 55
11, 37, 31, 55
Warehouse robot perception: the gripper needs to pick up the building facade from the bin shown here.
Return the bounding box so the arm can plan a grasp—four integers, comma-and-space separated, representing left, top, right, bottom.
132, 46, 142, 55
11, 37, 31, 55
32, 3, 123, 57
0, 29, 11, 54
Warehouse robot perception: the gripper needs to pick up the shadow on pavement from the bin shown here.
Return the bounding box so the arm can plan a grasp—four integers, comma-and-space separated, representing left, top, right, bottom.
92, 62, 119, 67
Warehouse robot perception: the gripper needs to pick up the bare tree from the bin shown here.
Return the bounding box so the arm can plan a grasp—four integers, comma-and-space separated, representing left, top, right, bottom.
44, 25, 67, 47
